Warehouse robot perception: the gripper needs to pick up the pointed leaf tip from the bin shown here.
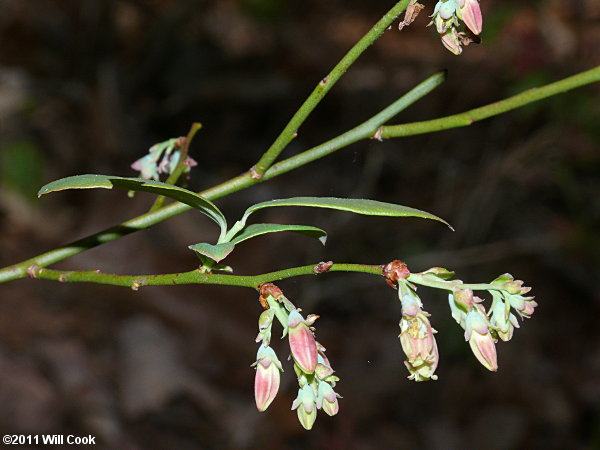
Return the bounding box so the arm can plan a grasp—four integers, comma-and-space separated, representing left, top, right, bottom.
242, 197, 452, 229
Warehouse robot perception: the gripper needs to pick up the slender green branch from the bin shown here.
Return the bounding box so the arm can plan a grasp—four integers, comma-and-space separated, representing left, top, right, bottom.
408, 273, 505, 292
149, 122, 202, 212
381, 65, 600, 138
251, 0, 413, 177
27, 263, 384, 290
1, 65, 598, 283
26, 262, 510, 297
262, 71, 446, 180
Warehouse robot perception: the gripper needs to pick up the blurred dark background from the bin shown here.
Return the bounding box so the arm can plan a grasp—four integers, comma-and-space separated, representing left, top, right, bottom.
0, 0, 599, 448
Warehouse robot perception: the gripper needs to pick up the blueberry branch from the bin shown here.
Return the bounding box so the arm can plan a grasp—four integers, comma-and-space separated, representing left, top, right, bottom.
250, 0, 413, 178
25, 262, 513, 295
0, 66, 598, 282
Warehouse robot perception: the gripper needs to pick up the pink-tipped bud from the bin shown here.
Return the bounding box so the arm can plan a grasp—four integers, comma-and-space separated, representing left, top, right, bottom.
441, 28, 463, 55
288, 310, 318, 374
316, 382, 340, 416
504, 279, 531, 295
460, 0, 482, 35
509, 295, 538, 319
465, 310, 498, 371
291, 384, 318, 430
254, 346, 282, 412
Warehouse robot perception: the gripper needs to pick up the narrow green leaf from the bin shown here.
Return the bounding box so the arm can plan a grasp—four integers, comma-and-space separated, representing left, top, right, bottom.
230, 223, 327, 245
242, 197, 452, 229
37, 174, 227, 232
188, 242, 236, 263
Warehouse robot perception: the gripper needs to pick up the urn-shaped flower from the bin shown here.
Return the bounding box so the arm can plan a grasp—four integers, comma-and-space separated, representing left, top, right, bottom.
288, 309, 318, 374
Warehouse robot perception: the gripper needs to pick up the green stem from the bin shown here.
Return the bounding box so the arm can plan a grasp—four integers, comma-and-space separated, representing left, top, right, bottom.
251, 0, 413, 177
149, 122, 202, 212
262, 71, 446, 180
26, 263, 510, 296
381, 65, 600, 138
0, 65, 598, 284
408, 273, 505, 292
27, 263, 384, 290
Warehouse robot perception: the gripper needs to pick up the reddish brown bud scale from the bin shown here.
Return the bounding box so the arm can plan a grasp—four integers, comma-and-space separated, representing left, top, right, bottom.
383, 260, 410, 288
313, 261, 333, 274
258, 282, 284, 309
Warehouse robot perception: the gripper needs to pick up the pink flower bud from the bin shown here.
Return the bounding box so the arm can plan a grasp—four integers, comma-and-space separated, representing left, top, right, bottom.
460, 0, 482, 35
253, 346, 282, 412
465, 310, 497, 371
441, 28, 463, 55
316, 382, 340, 417
509, 295, 538, 319
288, 310, 318, 374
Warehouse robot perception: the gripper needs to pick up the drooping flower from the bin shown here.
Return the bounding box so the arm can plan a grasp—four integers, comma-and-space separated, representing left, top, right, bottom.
398, 293, 439, 381
429, 0, 483, 55
459, 0, 483, 35
253, 345, 283, 412
508, 294, 538, 319
288, 309, 318, 374
489, 292, 519, 342
432, 0, 460, 34
464, 306, 498, 371
291, 384, 318, 430
316, 381, 340, 417
441, 28, 463, 55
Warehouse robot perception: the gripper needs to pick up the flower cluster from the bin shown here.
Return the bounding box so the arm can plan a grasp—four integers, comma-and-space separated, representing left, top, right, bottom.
253, 267, 536, 428
386, 263, 536, 380
253, 283, 341, 430
384, 261, 440, 381
131, 137, 197, 180
429, 0, 483, 55
447, 274, 537, 371
398, 285, 439, 381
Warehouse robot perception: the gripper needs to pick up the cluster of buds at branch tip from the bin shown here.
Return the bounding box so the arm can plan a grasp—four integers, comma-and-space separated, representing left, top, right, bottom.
396, 267, 538, 377
131, 137, 197, 181
429, 0, 482, 55
253, 283, 341, 430
445, 273, 537, 371
488, 274, 537, 341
